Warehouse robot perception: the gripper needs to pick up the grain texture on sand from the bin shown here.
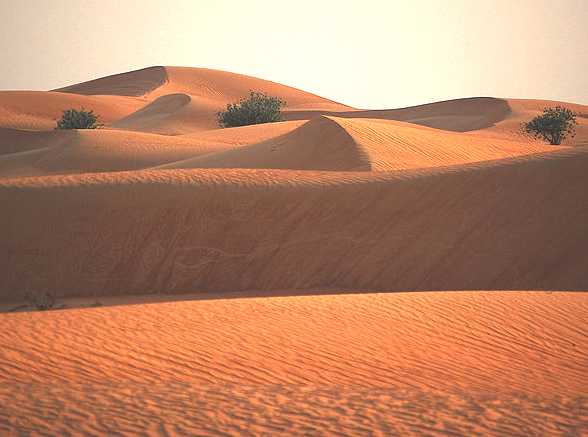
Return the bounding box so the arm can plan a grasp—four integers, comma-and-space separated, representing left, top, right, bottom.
0, 291, 586, 436
1, 147, 587, 299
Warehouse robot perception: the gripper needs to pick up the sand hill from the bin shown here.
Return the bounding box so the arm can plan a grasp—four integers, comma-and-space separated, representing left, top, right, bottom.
0, 66, 587, 436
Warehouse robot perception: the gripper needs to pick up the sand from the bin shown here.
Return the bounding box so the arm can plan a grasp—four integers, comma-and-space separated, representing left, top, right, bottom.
0, 66, 587, 436
1, 291, 586, 435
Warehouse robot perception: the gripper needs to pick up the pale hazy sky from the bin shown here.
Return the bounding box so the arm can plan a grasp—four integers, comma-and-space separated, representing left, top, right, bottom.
1, 0, 587, 108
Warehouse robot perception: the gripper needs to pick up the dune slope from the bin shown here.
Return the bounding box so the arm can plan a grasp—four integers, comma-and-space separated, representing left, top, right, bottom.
0, 91, 146, 131
284, 97, 511, 131
0, 121, 307, 179
160, 116, 370, 171
1, 66, 587, 437
1, 147, 587, 299
53, 66, 169, 97
163, 116, 555, 171
0, 129, 239, 179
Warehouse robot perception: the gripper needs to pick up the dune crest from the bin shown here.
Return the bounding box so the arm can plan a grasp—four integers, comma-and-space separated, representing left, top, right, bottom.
53, 66, 169, 97
163, 116, 556, 172
159, 116, 370, 171
0, 91, 145, 130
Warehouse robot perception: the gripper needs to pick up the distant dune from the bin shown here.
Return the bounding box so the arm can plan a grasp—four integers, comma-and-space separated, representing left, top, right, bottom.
53, 66, 169, 97
0, 66, 587, 436
0, 90, 145, 131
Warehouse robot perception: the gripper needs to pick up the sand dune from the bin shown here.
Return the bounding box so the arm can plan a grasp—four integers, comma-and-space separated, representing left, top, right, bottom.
1, 146, 587, 299
160, 116, 372, 171
0, 129, 237, 178
154, 67, 353, 111
120, 65, 352, 133
0, 127, 77, 155
113, 92, 224, 134
284, 97, 511, 131
0, 291, 586, 435
162, 116, 555, 171
54, 66, 169, 97
282, 97, 588, 146
1, 66, 588, 436
0, 120, 306, 178
54, 66, 352, 133
475, 99, 588, 144
0, 91, 146, 130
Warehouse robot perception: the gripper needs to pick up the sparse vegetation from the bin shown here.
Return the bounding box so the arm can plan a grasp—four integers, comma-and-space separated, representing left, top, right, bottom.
218, 91, 286, 128
24, 290, 56, 311
521, 106, 577, 145
56, 108, 101, 130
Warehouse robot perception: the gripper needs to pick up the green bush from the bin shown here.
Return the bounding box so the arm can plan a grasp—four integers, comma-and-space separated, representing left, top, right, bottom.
56, 108, 101, 130
522, 106, 577, 145
218, 91, 286, 128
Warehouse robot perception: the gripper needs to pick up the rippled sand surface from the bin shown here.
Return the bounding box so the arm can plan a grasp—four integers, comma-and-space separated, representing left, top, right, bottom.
1, 291, 586, 436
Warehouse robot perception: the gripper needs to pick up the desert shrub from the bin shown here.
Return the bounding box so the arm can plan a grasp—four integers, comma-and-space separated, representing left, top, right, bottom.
56, 108, 101, 130
218, 91, 286, 128
521, 106, 577, 145
24, 291, 56, 311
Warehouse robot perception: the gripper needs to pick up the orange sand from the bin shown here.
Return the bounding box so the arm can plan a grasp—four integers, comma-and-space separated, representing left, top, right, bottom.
0, 291, 586, 435
1, 66, 587, 436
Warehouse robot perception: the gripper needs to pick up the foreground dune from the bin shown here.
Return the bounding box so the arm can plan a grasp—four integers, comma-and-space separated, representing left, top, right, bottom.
0, 291, 586, 435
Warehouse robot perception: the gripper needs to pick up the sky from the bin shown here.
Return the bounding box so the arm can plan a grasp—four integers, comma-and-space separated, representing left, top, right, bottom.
1, 0, 587, 109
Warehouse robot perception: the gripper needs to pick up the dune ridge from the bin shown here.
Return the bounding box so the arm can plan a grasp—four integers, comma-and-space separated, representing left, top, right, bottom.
0, 129, 237, 179
53, 66, 169, 97
162, 116, 556, 172
0, 91, 145, 131
159, 116, 371, 171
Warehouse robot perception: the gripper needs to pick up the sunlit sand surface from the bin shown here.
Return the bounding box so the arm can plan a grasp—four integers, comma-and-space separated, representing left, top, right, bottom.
1, 291, 587, 435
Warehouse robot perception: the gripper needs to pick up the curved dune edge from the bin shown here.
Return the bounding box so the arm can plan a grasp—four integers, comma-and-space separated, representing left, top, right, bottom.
162, 115, 556, 172
109, 67, 354, 133
283, 96, 513, 131
0, 291, 586, 435
53, 66, 169, 97
1, 147, 587, 299
0, 127, 77, 156
0, 91, 146, 130
113, 93, 193, 132
0, 121, 307, 179
3, 66, 587, 141
0, 128, 234, 179
158, 116, 370, 171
